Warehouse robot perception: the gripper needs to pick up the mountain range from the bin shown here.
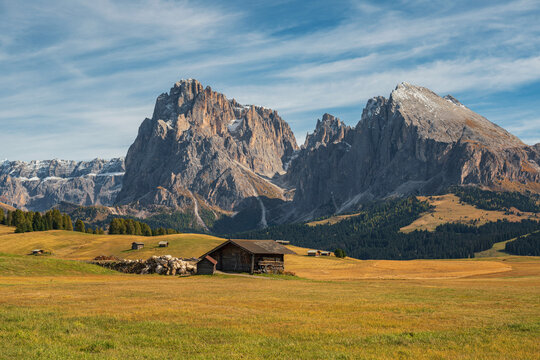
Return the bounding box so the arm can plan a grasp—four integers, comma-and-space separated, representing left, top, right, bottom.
1, 79, 539, 231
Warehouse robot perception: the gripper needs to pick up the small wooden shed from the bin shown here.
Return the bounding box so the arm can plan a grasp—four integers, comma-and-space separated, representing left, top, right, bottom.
276, 240, 290, 245
307, 250, 319, 257
199, 239, 296, 274
158, 241, 169, 248
131, 242, 144, 250
32, 249, 43, 255
320, 251, 331, 256
197, 255, 217, 275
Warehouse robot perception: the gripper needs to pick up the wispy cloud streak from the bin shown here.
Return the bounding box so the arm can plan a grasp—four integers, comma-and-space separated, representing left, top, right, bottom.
0, 0, 539, 160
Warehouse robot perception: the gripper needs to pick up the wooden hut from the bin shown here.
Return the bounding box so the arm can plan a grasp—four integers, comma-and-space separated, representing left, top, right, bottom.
32, 249, 43, 255
307, 250, 319, 256
158, 241, 169, 248
131, 242, 144, 250
320, 251, 331, 256
197, 255, 217, 275
275, 240, 290, 245
199, 240, 296, 274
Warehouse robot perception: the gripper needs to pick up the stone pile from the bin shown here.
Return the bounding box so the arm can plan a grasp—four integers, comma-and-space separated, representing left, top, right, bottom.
92, 255, 196, 276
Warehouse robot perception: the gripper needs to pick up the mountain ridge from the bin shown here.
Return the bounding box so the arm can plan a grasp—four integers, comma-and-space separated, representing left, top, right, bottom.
1, 80, 539, 232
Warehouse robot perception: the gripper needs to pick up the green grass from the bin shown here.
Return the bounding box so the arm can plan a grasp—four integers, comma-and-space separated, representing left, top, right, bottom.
0, 253, 115, 276
0, 272, 538, 359
0, 225, 538, 358
0, 226, 224, 260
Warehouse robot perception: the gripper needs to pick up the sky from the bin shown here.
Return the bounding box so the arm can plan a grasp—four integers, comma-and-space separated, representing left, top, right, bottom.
1, 0, 539, 161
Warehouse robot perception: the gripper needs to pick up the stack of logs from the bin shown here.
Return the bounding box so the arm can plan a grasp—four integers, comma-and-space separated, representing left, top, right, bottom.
92, 255, 196, 276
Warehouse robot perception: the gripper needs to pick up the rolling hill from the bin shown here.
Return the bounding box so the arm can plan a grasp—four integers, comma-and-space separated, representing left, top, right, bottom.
0, 225, 525, 280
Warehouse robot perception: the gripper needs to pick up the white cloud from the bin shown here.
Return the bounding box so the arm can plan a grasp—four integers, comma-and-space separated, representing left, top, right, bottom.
0, 0, 539, 159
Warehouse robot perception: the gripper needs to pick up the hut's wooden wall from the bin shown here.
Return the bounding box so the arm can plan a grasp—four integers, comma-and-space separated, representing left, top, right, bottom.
210, 243, 252, 273
197, 259, 216, 275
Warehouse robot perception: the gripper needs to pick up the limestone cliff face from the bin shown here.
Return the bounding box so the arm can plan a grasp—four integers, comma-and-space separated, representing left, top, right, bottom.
285, 83, 540, 219
303, 113, 350, 151
0, 158, 124, 211
4, 80, 537, 230
116, 79, 298, 215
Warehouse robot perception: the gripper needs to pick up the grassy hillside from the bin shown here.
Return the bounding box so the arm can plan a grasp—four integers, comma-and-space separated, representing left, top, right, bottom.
0, 253, 116, 276
0, 224, 538, 358
0, 257, 538, 359
0, 225, 15, 235
307, 193, 539, 231
401, 194, 538, 232
0, 226, 520, 281
285, 245, 513, 280
0, 226, 224, 260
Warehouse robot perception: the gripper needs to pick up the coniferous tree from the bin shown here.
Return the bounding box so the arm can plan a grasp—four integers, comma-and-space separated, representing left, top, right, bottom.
63, 214, 73, 231
142, 223, 152, 236
6, 210, 13, 226
134, 221, 142, 236
44, 211, 53, 230
118, 219, 127, 234
0, 209, 4, 225
51, 209, 63, 230
126, 219, 136, 235
334, 248, 346, 258
75, 219, 85, 233
13, 209, 26, 229
33, 212, 44, 231
108, 218, 120, 234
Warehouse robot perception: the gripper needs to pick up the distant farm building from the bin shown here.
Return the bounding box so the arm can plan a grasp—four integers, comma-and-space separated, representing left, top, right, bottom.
32, 249, 43, 255
158, 241, 169, 248
131, 242, 144, 250
275, 240, 290, 245
197, 255, 217, 275
320, 251, 331, 256
199, 239, 296, 274
307, 250, 320, 256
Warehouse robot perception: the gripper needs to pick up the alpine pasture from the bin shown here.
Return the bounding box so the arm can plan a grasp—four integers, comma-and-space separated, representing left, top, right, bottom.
0, 224, 538, 359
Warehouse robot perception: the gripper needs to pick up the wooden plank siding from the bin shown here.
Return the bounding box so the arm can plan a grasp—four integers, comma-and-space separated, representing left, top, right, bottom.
201, 240, 296, 274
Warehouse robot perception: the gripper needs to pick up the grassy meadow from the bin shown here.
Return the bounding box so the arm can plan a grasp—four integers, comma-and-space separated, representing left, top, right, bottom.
400, 194, 539, 232
0, 225, 538, 359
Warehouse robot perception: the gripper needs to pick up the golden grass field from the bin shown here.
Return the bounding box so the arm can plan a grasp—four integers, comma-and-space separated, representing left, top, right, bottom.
306, 194, 539, 231
0, 225, 538, 359
0, 227, 224, 260
401, 194, 539, 232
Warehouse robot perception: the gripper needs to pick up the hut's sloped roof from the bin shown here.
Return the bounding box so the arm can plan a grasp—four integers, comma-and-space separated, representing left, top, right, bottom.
229, 240, 296, 255
200, 240, 296, 259
199, 255, 217, 265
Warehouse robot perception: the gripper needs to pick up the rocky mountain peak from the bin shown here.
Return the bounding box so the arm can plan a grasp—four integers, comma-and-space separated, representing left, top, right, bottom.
384, 82, 525, 149
443, 94, 464, 107
303, 113, 350, 151
0, 158, 125, 211
116, 79, 298, 217
285, 82, 540, 220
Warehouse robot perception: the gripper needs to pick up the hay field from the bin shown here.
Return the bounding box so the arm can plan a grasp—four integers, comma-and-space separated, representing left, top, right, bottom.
0, 226, 539, 358
400, 194, 538, 232
0, 226, 519, 281
0, 257, 538, 359
0, 225, 223, 260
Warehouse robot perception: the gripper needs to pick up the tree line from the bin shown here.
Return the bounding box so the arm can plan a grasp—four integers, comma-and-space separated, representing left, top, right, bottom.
1, 208, 73, 233
505, 231, 540, 256
1, 208, 182, 237
234, 197, 540, 260
451, 186, 540, 213
108, 218, 179, 236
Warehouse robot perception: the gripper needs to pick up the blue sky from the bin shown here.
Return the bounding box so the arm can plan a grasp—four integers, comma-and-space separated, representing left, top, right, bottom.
1, 0, 539, 161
